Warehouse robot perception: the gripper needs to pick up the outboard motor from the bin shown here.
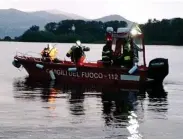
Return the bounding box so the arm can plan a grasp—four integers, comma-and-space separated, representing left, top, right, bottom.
147, 58, 169, 84
12, 59, 21, 68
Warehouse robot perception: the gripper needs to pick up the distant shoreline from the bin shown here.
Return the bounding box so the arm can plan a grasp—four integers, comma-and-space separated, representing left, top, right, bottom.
0, 40, 182, 46
1, 18, 183, 46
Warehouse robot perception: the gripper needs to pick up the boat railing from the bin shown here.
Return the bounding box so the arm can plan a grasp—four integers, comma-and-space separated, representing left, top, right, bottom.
84, 57, 97, 64
15, 51, 43, 62
15, 51, 98, 65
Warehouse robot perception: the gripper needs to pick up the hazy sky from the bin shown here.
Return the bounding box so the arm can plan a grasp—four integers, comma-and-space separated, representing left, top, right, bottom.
0, 0, 183, 23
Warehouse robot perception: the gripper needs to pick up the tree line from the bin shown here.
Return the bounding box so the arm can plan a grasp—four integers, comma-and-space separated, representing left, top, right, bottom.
2, 18, 183, 45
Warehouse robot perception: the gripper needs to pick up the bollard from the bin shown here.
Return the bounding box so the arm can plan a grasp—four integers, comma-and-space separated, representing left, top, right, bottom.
36, 64, 44, 69
49, 70, 56, 80
68, 67, 77, 72
128, 65, 138, 74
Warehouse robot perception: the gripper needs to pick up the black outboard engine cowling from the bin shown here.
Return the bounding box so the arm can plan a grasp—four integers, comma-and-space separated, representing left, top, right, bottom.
147, 58, 169, 84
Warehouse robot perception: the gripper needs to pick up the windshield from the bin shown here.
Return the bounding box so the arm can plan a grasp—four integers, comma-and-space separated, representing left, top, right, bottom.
133, 37, 144, 66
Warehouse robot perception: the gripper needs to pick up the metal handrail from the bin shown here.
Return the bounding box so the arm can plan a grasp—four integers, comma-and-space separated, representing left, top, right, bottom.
15, 51, 43, 62
15, 51, 98, 64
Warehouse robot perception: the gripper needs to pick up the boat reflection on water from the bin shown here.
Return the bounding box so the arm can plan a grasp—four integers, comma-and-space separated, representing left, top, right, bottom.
101, 89, 144, 138
146, 84, 168, 121
13, 77, 59, 103
67, 84, 85, 116
12, 77, 168, 139
101, 90, 137, 126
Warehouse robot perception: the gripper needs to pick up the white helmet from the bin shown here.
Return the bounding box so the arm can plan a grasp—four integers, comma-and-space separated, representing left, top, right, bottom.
76, 40, 81, 47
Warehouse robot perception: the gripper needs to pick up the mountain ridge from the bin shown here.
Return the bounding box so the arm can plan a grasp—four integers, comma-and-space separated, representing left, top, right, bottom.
46, 9, 87, 20
0, 8, 133, 38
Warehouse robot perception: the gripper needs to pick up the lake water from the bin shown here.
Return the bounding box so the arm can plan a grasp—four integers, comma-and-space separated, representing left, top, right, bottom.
0, 41, 183, 139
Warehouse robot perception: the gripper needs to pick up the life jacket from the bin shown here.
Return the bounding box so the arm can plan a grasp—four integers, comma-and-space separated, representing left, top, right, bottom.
123, 48, 133, 63
48, 47, 58, 61
124, 55, 131, 61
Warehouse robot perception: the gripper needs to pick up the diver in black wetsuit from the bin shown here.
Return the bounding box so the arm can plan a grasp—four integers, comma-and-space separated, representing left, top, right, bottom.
66, 40, 90, 66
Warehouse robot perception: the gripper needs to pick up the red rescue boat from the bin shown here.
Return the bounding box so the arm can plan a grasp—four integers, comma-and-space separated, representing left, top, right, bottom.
12, 23, 169, 91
